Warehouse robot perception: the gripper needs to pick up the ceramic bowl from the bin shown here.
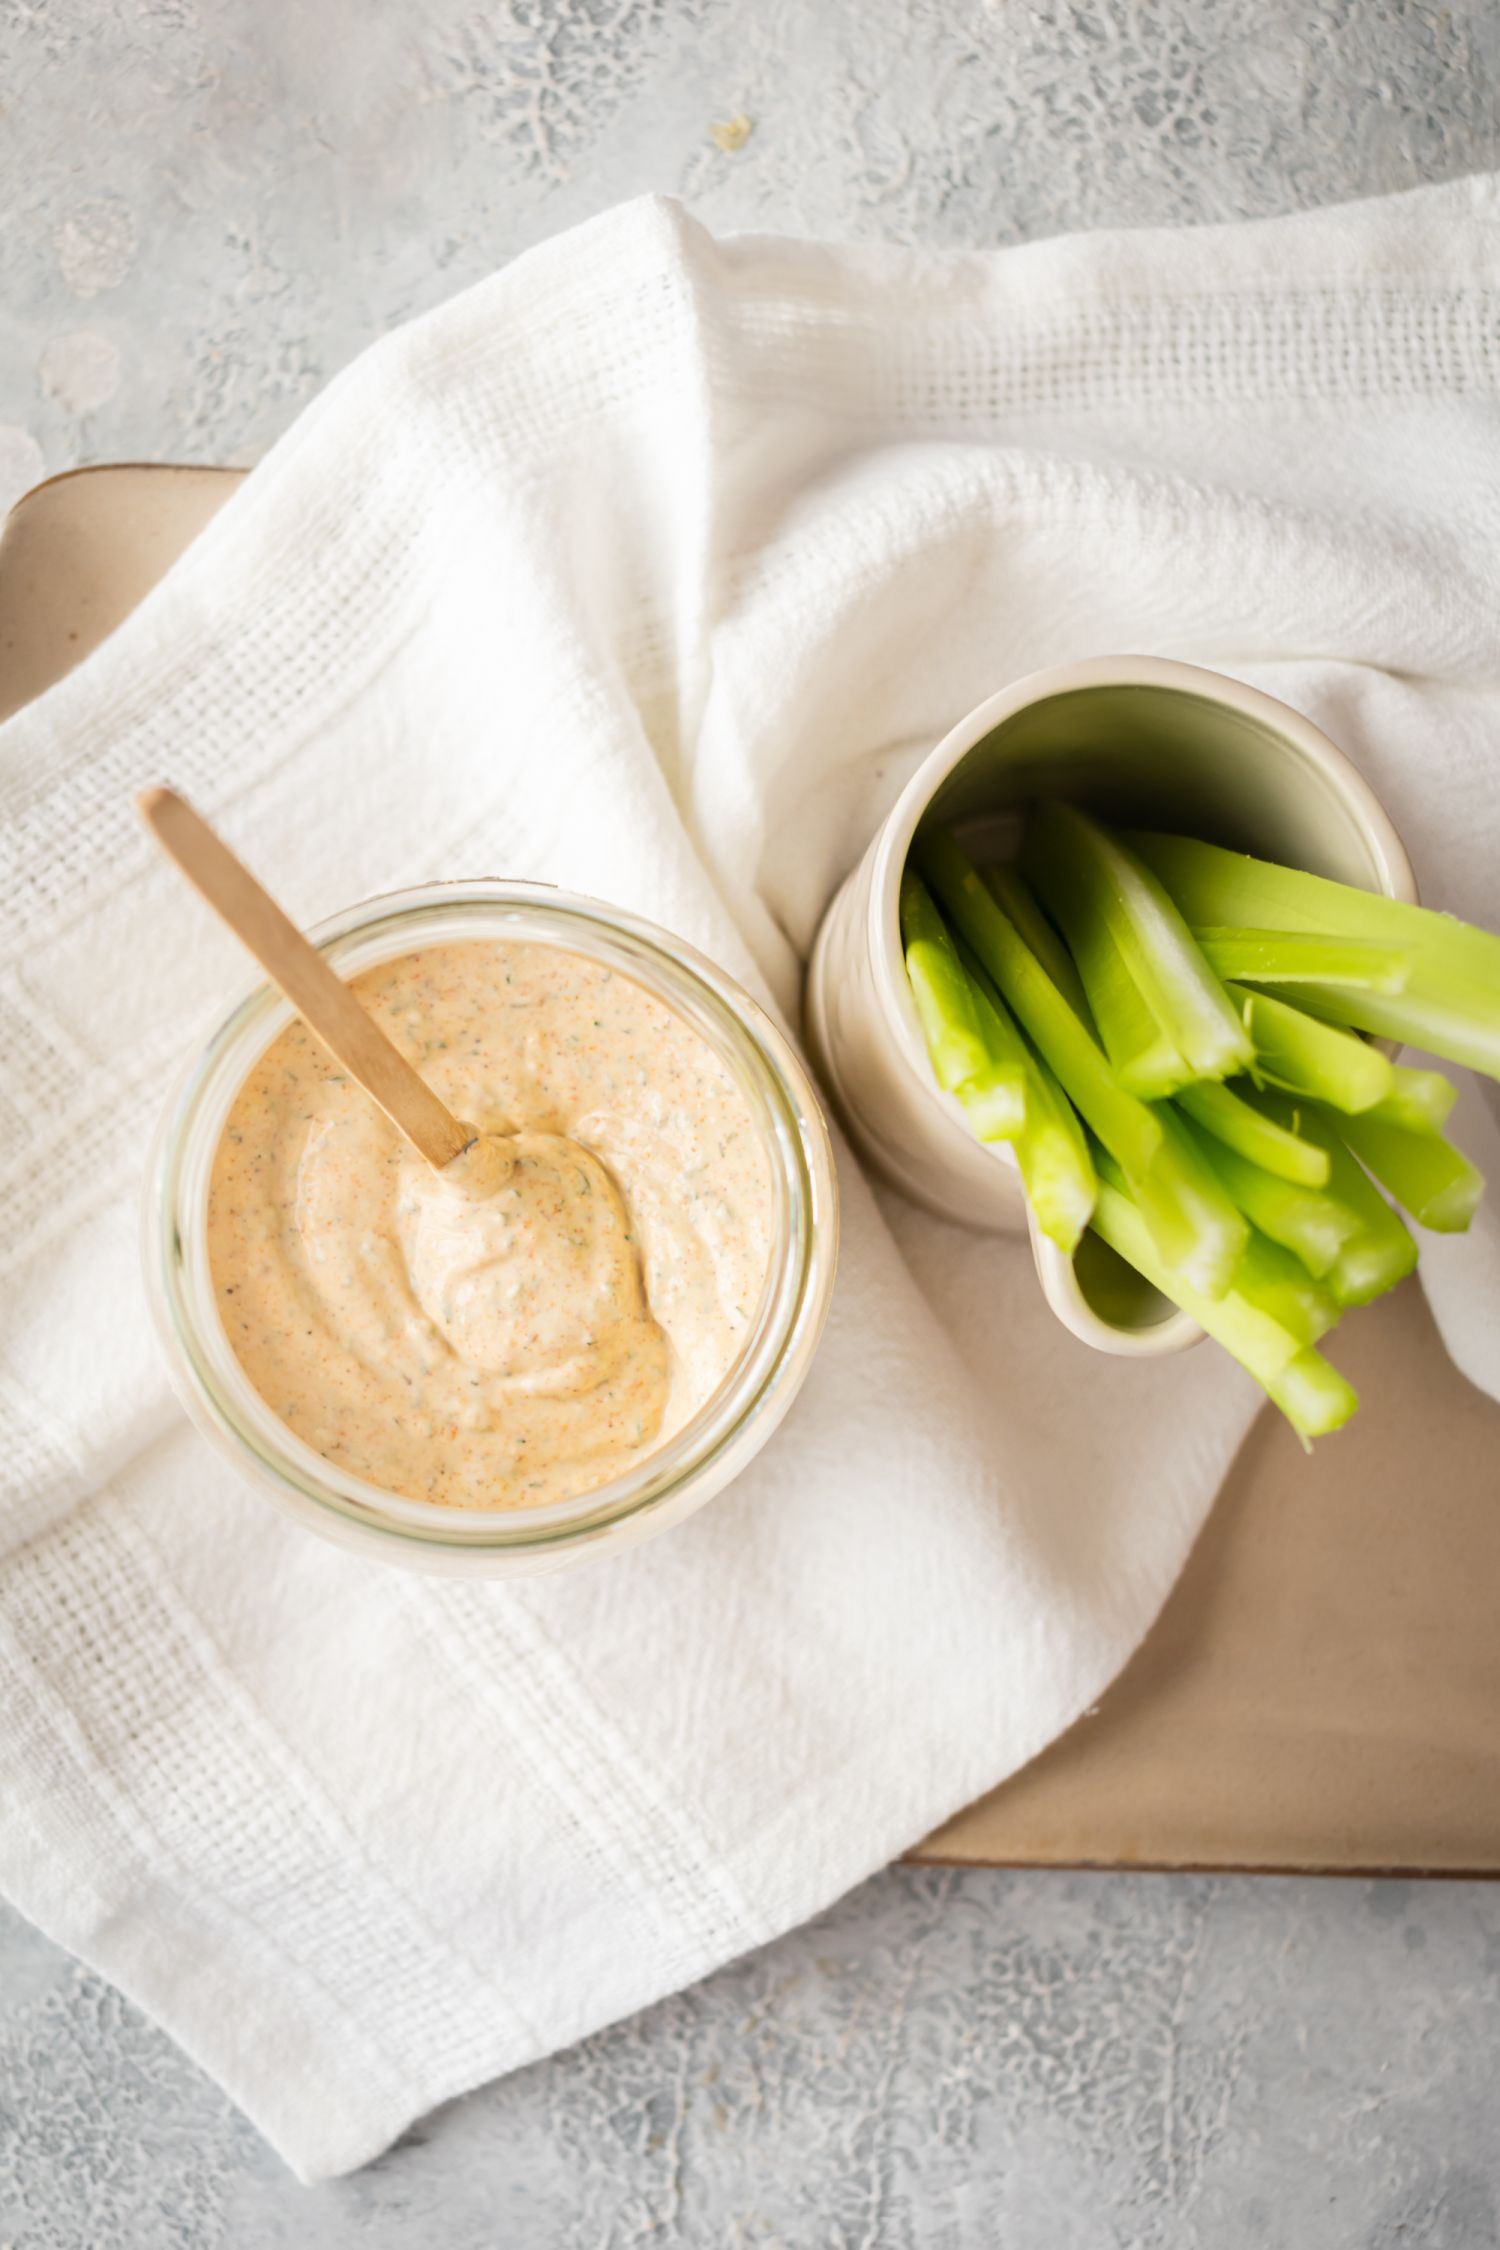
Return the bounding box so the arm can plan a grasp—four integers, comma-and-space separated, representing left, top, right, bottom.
804, 655, 1415, 1354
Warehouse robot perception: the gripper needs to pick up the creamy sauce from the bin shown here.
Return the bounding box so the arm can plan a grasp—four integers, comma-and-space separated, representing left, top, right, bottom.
208, 940, 773, 1509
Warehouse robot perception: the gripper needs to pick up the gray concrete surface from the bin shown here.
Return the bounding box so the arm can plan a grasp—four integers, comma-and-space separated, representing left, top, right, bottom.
4, 2, 1500, 2243
6, 1867, 1500, 2248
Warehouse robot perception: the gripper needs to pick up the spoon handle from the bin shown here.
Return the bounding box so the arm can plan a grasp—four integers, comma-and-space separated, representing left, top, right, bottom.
138, 786, 472, 1171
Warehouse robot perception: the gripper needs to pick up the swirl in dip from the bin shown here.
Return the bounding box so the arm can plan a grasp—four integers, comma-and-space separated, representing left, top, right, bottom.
207, 939, 774, 1509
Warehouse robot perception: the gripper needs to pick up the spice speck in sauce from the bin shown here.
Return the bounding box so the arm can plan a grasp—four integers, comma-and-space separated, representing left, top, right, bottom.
208, 940, 773, 1509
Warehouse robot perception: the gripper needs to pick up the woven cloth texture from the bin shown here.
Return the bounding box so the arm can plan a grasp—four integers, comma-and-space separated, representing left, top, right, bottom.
1, 179, 1498, 2178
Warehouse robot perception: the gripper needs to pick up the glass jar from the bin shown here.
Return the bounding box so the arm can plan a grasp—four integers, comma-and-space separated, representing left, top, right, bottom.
145, 880, 839, 1576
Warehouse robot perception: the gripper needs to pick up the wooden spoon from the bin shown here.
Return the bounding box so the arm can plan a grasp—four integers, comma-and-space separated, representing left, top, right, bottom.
137, 786, 473, 1171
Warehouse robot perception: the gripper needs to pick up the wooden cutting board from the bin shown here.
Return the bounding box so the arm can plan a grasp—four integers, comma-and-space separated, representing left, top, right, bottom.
5, 462, 1498, 1876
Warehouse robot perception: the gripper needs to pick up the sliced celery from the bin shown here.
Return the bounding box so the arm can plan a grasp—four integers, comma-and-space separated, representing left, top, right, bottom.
1330, 1110, 1484, 1233
1089, 1175, 1357, 1439
915, 830, 1164, 1181
1178, 1118, 1361, 1278
1230, 984, 1393, 1113
980, 864, 1091, 1021
903, 868, 1029, 1144
1132, 831, 1500, 1083
1266, 1350, 1359, 1442
1009, 1074, 1097, 1254
956, 935, 1097, 1251
900, 870, 990, 1093
1024, 804, 1253, 1082
1195, 928, 1412, 992
1175, 1079, 1330, 1187
956, 1063, 1028, 1145
1061, 904, 1194, 1099
1361, 1063, 1457, 1135
994, 831, 1187, 1093
920, 832, 1255, 1277
1239, 979, 1500, 1086
1330, 1233, 1417, 1309
1231, 1229, 1340, 1347
1134, 1106, 1248, 1299
1258, 1097, 1419, 1306
902, 869, 1091, 1244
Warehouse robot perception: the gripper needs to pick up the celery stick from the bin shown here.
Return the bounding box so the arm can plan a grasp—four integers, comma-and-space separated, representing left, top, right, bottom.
1062, 904, 1194, 1099
1195, 928, 1412, 992
1175, 1079, 1330, 1188
902, 868, 1090, 1240
1178, 1116, 1362, 1277
1000, 807, 1173, 1093
956, 935, 1097, 1250
922, 832, 1248, 1284
1330, 1233, 1417, 1308
1025, 804, 1253, 1081
1330, 1110, 1484, 1233
929, 928, 1028, 1144
1008, 1072, 1096, 1253
1362, 1063, 1457, 1135
1089, 1175, 1357, 1438
903, 869, 1027, 1141
1230, 984, 1393, 1113
1232, 1229, 1340, 1346
981, 865, 1091, 1020
956, 1064, 1027, 1145
900, 870, 990, 1092
1134, 1106, 1248, 1299
915, 830, 1164, 1181
1258, 1098, 1419, 1306
1266, 1350, 1359, 1442
1132, 831, 1500, 1082
1238, 979, 1500, 1086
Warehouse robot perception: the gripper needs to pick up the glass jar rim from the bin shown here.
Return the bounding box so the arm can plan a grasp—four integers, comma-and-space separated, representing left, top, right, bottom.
144, 879, 838, 1560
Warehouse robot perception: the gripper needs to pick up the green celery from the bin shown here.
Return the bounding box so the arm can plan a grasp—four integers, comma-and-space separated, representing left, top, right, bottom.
1329, 1110, 1484, 1234
900, 869, 990, 1093
915, 830, 1164, 1181
903, 869, 1027, 1142
1175, 1079, 1330, 1188
956, 935, 1097, 1251
1132, 831, 1500, 1083
956, 1063, 1027, 1145
1266, 1350, 1360, 1443
1230, 984, 1393, 1113
1231, 1229, 1340, 1347
1178, 1115, 1362, 1277
1024, 803, 1253, 1081
921, 830, 1256, 1289
980, 865, 1091, 1020
1258, 1097, 1419, 1306
986, 844, 1182, 1091
1060, 903, 1194, 1099
1195, 928, 1411, 992
1008, 1072, 1097, 1254
1243, 979, 1500, 1086
1134, 1106, 1248, 1299
1089, 1175, 1358, 1440
1361, 1063, 1457, 1135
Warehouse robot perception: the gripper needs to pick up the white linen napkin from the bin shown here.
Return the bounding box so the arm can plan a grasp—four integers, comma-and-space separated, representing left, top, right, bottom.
3, 176, 1499, 2182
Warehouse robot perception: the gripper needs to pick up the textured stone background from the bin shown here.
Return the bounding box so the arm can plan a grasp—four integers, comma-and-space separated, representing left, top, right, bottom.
4, 2, 1500, 2244
6, 0, 1500, 505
